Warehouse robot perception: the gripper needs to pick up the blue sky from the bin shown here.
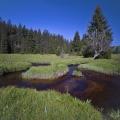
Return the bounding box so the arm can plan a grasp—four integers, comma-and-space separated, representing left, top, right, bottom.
0, 0, 120, 46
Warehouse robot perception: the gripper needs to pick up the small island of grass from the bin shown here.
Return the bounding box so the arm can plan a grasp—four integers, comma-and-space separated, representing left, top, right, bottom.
22, 64, 69, 79
72, 70, 83, 77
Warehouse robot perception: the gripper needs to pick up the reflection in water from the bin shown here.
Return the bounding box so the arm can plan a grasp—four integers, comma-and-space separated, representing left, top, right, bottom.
0, 65, 120, 110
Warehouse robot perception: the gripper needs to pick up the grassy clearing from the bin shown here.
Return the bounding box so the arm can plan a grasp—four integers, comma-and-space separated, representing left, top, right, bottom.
0, 86, 102, 120
72, 70, 83, 77
0, 54, 92, 76
22, 64, 69, 79
78, 58, 120, 75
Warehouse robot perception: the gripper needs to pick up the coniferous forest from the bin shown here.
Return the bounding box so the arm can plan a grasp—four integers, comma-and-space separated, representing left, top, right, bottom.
0, 5, 119, 57
0, 17, 70, 54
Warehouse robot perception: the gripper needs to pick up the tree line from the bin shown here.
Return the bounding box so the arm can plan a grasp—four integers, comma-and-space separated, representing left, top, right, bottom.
0, 17, 70, 54
0, 5, 114, 59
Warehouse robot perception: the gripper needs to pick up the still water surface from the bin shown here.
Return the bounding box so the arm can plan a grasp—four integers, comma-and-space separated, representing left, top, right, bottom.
0, 65, 120, 110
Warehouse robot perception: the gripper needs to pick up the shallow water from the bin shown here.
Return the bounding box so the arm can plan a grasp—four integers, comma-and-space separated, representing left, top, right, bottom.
0, 65, 120, 110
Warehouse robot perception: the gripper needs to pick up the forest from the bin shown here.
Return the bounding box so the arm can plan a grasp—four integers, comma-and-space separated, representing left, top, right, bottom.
0, 17, 70, 54
0, 5, 119, 57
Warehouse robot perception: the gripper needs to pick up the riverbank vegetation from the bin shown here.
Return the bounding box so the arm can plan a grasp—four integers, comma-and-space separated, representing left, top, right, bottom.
0, 54, 91, 76
0, 86, 102, 120
72, 70, 83, 77
0, 54, 120, 76
78, 58, 120, 75
22, 64, 68, 79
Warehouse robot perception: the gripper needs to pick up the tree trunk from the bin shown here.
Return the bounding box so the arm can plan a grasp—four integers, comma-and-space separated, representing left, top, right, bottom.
93, 52, 100, 60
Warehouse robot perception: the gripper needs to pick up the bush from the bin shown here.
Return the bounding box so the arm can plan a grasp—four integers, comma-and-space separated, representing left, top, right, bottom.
97, 49, 111, 59
55, 46, 61, 56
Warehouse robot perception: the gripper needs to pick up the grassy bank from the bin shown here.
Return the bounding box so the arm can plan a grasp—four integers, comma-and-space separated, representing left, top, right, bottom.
0, 62, 31, 74
78, 58, 120, 75
0, 54, 91, 76
0, 86, 102, 120
0, 54, 120, 76
72, 70, 83, 77
22, 64, 69, 79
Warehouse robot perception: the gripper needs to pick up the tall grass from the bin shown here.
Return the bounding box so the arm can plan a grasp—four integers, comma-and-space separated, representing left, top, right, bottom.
72, 70, 83, 77
78, 59, 120, 75
0, 54, 92, 75
0, 86, 102, 120
0, 62, 31, 74
22, 64, 69, 79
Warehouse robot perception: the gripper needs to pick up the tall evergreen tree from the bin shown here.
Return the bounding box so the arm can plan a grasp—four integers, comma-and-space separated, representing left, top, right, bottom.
88, 5, 113, 39
26, 28, 35, 53
72, 31, 81, 53
87, 5, 113, 59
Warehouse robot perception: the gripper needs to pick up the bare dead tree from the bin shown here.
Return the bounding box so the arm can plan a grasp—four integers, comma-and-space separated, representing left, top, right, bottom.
88, 29, 111, 59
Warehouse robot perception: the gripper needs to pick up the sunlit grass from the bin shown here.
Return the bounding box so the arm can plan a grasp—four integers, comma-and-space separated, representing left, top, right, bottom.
0, 86, 102, 120
72, 70, 83, 77
78, 59, 120, 75
22, 64, 69, 79
0, 54, 92, 75
0, 62, 31, 74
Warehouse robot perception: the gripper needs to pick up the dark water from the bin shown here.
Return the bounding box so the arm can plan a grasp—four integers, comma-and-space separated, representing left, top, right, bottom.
0, 65, 120, 110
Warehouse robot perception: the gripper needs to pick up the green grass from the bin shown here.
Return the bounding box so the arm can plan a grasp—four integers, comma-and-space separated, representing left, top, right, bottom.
72, 70, 83, 77
0, 54, 92, 76
0, 86, 102, 120
0, 62, 31, 74
78, 59, 120, 75
103, 109, 120, 120
22, 64, 69, 79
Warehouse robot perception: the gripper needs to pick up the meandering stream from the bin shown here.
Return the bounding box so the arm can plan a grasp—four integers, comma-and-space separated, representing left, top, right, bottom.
0, 65, 120, 110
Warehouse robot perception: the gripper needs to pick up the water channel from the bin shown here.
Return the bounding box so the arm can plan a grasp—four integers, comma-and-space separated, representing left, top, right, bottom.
0, 64, 120, 111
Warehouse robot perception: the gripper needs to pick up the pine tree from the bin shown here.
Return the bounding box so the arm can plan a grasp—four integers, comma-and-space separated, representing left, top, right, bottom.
26, 28, 35, 53
72, 31, 81, 54
88, 5, 112, 38
87, 5, 113, 59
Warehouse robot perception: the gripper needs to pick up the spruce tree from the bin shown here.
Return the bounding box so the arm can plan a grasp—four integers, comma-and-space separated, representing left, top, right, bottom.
87, 5, 113, 59
72, 31, 81, 54
88, 5, 113, 40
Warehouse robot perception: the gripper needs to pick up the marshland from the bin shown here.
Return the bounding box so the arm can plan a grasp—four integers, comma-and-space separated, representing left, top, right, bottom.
0, 54, 120, 120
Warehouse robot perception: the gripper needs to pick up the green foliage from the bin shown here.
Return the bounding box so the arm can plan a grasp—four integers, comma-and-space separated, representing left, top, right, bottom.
86, 5, 113, 59
97, 49, 111, 59
112, 46, 120, 54
0, 86, 103, 120
71, 31, 81, 54
82, 46, 94, 58
0, 17, 70, 54
55, 46, 61, 56
88, 5, 113, 40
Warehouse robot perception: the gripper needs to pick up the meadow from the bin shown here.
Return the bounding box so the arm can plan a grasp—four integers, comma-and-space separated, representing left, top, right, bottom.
0, 54, 91, 78
0, 86, 102, 120
78, 54, 120, 75
0, 54, 120, 120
